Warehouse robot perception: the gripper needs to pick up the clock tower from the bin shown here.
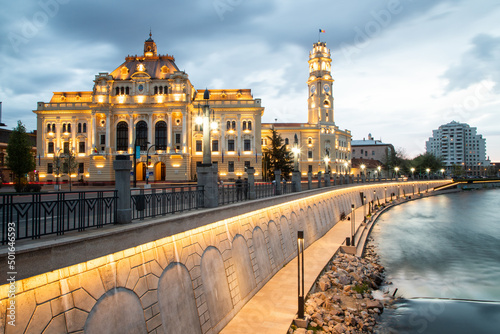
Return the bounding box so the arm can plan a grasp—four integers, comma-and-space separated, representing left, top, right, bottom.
307, 42, 334, 125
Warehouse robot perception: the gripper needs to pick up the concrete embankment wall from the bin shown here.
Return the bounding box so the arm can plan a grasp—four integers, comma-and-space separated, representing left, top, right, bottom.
0, 181, 448, 334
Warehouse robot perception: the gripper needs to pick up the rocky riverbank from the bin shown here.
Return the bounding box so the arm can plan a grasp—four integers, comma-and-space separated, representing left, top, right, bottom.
288, 238, 397, 334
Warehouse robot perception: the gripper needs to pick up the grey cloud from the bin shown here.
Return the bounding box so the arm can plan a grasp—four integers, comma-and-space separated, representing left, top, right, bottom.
442, 33, 500, 92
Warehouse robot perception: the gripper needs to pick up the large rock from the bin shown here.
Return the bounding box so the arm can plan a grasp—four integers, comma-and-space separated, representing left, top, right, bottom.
366, 300, 383, 310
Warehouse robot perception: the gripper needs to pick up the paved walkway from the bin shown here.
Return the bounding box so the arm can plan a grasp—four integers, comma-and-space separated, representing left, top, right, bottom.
220, 206, 367, 334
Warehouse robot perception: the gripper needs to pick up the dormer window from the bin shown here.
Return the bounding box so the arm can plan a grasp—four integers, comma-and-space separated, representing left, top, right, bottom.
161, 66, 169, 74
121, 67, 129, 76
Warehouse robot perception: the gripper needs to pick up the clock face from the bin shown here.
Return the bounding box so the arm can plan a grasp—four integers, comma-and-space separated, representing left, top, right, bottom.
323, 84, 330, 93
310, 85, 316, 94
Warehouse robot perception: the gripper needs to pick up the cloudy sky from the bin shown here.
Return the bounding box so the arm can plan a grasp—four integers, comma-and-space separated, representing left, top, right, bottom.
1, 0, 499, 160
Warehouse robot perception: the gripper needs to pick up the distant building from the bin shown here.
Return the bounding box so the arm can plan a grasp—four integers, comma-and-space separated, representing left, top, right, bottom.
426, 121, 490, 176
350, 134, 394, 177
261, 42, 351, 177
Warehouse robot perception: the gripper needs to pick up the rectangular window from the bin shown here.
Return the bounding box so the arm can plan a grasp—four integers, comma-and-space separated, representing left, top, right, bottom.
79, 142, 85, 154
212, 140, 219, 152
372, 150, 375, 156
175, 133, 181, 144
308, 150, 313, 159
48, 142, 54, 153
228, 139, 235, 151
244, 161, 251, 169
244, 139, 251, 151
308, 165, 313, 172
100, 135, 106, 145
47, 163, 53, 174
196, 140, 202, 152
78, 163, 84, 174
63, 142, 70, 154
228, 161, 234, 172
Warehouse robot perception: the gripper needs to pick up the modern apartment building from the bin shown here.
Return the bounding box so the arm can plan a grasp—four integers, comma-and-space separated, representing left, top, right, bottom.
426, 121, 490, 176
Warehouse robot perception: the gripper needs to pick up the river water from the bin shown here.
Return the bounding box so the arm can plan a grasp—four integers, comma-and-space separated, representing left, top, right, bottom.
371, 188, 500, 333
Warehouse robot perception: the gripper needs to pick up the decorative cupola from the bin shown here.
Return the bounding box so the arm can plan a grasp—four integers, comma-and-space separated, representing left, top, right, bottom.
144, 30, 157, 57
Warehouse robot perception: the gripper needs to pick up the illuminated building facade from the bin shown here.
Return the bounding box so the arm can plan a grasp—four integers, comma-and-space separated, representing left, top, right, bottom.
262, 42, 351, 177
34, 34, 264, 183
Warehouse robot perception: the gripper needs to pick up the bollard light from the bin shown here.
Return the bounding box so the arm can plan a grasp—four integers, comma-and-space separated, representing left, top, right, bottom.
351, 204, 355, 247
297, 231, 305, 319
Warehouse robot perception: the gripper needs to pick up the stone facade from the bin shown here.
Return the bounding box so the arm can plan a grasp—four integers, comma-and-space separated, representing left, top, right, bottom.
33, 34, 264, 184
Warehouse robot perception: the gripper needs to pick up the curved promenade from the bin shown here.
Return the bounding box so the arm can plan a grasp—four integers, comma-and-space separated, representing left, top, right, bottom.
0, 181, 448, 334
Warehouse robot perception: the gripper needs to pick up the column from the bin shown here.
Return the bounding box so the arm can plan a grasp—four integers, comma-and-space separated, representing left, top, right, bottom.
91, 112, 96, 149
167, 112, 173, 153
148, 113, 153, 147
129, 114, 134, 152
106, 113, 111, 154
182, 113, 187, 152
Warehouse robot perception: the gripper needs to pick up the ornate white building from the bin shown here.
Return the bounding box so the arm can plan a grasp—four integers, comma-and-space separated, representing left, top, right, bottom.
34, 34, 264, 183
262, 42, 351, 177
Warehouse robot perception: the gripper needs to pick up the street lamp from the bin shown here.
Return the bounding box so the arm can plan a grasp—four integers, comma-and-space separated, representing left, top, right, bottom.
344, 162, 348, 175
360, 164, 365, 176
324, 156, 330, 174
410, 167, 415, 180
202, 89, 212, 165
377, 165, 381, 180
440, 168, 445, 178
54, 148, 62, 191
394, 166, 399, 179
292, 137, 300, 172
426, 168, 430, 179
363, 195, 367, 223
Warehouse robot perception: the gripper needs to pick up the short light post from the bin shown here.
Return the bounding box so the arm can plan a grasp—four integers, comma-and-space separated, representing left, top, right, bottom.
373, 190, 376, 211
397, 185, 400, 200
384, 187, 387, 204
297, 231, 305, 320
363, 196, 367, 223
146, 143, 154, 185
411, 167, 415, 180
351, 204, 355, 246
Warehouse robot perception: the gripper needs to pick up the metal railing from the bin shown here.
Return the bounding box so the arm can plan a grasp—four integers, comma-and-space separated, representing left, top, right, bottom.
131, 186, 204, 220
1, 190, 117, 243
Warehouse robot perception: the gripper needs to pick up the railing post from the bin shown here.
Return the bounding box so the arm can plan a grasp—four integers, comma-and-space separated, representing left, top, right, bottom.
197, 163, 219, 208
325, 172, 331, 187
307, 171, 312, 190
113, 155, 132, 224
274, 169, 282, 195
317, 171, 322, 188
247, 167, 256, 199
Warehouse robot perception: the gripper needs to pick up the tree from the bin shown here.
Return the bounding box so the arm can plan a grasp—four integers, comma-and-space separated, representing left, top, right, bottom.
383, 147, 408, 176
411, 152, 444, 176
63, 150, 78, 191
6, 121, 35, 192
262, 127, 293, 181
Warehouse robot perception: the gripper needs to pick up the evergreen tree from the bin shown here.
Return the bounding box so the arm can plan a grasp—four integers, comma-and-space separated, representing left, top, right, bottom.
6, 121, 35, 191
262, 127, 293, 181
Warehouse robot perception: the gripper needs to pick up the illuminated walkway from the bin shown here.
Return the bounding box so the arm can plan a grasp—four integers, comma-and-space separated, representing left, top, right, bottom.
220, 206, 367, 334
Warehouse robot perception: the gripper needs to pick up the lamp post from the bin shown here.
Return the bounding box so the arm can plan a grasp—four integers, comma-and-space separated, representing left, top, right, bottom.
344, 162, 348, 175
146, 143, 154, 185
202, 89, 212, 164
411, 167, 415, 180
440, 168, 445, 179
363, 195, 367, 223
394, 166, 399, 180
297, 231, 305, 319
292, 134, 300, 172
384, 187, 387, 204
133, 137, 139, 188
54, 149, 62, 191
351, 204, 355, 246
324, 156, 329, 174
426, 168, 430, 179
373, 189, 376, 211
377, 165, 381, 181
360, 164, 365, 176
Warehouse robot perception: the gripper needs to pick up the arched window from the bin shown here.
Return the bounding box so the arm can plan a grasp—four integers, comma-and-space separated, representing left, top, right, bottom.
155, 121, 167, 150
83, 123, 87, 133
159, 86, 163, 94
47, 123, 51, 132
78, 123, 82, 133
226, 121, 231, 130
115, 87, 120, 95
308, 137, 312, 145
120, 87, 124, 95
62, 124, 67, 133
116, 122, 129, 151
136, 121, 148, 150
154, 86, 158, 95
242, 121, 247, 130
248, 121, 252, 130
231, 121, 236, 130
67, 124, 71, 133
164, 86, 168, 94
125, 87, 130, 95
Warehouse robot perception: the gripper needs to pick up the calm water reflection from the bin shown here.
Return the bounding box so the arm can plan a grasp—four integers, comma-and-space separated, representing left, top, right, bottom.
372, 189, 500, 333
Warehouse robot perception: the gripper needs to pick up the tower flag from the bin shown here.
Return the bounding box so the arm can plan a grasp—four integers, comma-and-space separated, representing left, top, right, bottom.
318, 29, 325, 41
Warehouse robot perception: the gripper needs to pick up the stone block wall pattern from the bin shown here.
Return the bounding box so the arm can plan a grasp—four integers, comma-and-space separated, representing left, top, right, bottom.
0, 181, 449, 334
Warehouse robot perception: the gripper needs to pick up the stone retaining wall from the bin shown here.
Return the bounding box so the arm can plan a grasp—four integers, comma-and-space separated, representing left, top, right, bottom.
0, 181, 448, 334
